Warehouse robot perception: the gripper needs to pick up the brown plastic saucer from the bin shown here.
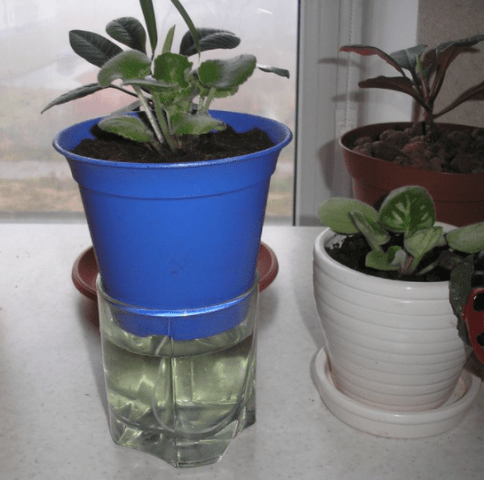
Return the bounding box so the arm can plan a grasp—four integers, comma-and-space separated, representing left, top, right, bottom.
72, 242, 279, 302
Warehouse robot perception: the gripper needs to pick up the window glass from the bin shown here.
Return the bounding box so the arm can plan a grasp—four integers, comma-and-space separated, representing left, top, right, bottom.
0, 0, 296, 221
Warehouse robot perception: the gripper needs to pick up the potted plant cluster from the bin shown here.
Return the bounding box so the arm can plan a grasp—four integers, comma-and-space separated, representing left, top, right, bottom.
43, 0, 291, 468
339, 36, 484, 226
313, 185, 484, 437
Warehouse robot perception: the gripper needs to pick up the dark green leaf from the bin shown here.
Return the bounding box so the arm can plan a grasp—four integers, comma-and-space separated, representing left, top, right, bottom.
106, 17, 146, 53
169, 0, 199, 55
257, 64, 290, 78
139, 0, 158, 54
198, 54, 256, 89
98, 50, 151, 87
41, 83, 104, 113
378, 185, 435, 233
390, 44, 427, 71
180, 29, 241, 57
69, 30, 123, 68
449, 255, 474, 345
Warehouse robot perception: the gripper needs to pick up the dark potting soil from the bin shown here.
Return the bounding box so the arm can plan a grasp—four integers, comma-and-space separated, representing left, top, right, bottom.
72, 123, 274, 164
326, 233, 458, 282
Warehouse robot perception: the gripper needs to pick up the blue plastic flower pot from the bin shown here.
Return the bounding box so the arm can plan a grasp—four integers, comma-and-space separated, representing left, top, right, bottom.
54, 110, 291, 311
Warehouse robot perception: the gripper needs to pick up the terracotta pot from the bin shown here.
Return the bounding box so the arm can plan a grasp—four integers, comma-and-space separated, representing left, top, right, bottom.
340, 122, 484, 227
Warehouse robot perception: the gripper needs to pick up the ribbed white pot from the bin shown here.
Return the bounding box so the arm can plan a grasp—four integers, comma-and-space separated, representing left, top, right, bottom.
313, 228, 468, 412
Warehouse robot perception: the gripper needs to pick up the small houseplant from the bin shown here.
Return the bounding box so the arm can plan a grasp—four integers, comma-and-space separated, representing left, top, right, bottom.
339, 36, 484, 226
45, 0, 291, 309
313, 186, 484, 434
45, 0, 291, 468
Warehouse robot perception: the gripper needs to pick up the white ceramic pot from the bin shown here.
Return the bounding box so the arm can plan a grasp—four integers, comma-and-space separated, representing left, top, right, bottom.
313, 228, 468, 412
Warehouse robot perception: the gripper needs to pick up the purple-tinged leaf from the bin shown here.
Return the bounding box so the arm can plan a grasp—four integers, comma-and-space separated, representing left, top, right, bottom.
358, 76, 425, 107
428, 36, 484, 103
435, 34, 484, 56
434, 80, 484, 118
340, 45, 406, 75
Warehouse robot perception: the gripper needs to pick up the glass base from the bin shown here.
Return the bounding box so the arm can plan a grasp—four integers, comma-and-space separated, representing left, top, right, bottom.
97, 277, 258, 468
108, 389, 255, 468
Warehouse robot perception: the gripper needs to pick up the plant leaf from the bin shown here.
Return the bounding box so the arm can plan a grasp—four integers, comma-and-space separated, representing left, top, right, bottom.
350, 211, 390, 251
404, 226, 443, 258
390, 44, 427, 72
429, 35, 484, 102
340, 44, 406, 75
106, 17, 147, 53
366, 246, 406, 271
41, 83, 104, 113
449, 255, 474, 345
98, 50, 151, 87
318, 198, 379, 234
257, 64, 290, 78
170, 112, 225, 136
169, 0, 199, 55
162, 25, 176, 54
139, 0, 157, 54
123, 78, 176, 90
198, 55, 257, 89
446, 222, 484, 253
434, 79, 484, 118
180, 28, 241, 57
98, 115, 156, 143
153, 52, 192, 86
69, 30, 123, 68
359, 76, 425, 106
378, 186, 435, 234
435, 34, 484, 56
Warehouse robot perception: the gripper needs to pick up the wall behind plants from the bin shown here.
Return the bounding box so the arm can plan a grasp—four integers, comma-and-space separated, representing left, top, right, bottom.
418, 0, 484, 128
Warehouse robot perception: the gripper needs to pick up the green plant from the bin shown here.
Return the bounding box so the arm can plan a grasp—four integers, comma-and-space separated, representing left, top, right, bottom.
42, 0, 289, 154
319, 185, 484, 345
318, 185, 484, 276
340, 36, 484, 137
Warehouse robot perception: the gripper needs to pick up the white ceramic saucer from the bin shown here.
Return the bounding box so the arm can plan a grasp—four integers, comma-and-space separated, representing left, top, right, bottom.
314, 347, 482, 439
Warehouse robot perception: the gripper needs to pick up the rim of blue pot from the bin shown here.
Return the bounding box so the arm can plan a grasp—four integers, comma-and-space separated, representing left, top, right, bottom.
53, 110, 292, 169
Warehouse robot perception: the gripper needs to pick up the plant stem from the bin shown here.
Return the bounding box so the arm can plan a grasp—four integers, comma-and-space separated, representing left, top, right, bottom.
151, 95, 178, 152
199, 87, 216, 114
133, 86, 166, 152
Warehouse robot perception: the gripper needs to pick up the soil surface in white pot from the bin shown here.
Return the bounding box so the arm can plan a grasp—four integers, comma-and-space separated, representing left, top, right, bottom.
350, 123, 484, 173
73, 123, 274, 164
325, 232, 463, 282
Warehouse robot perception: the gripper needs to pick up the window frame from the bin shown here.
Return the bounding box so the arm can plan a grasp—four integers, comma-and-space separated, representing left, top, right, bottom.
294, 0, 419, 225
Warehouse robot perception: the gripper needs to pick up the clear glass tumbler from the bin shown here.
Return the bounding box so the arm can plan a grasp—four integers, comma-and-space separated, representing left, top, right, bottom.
97, 275, 258, 468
